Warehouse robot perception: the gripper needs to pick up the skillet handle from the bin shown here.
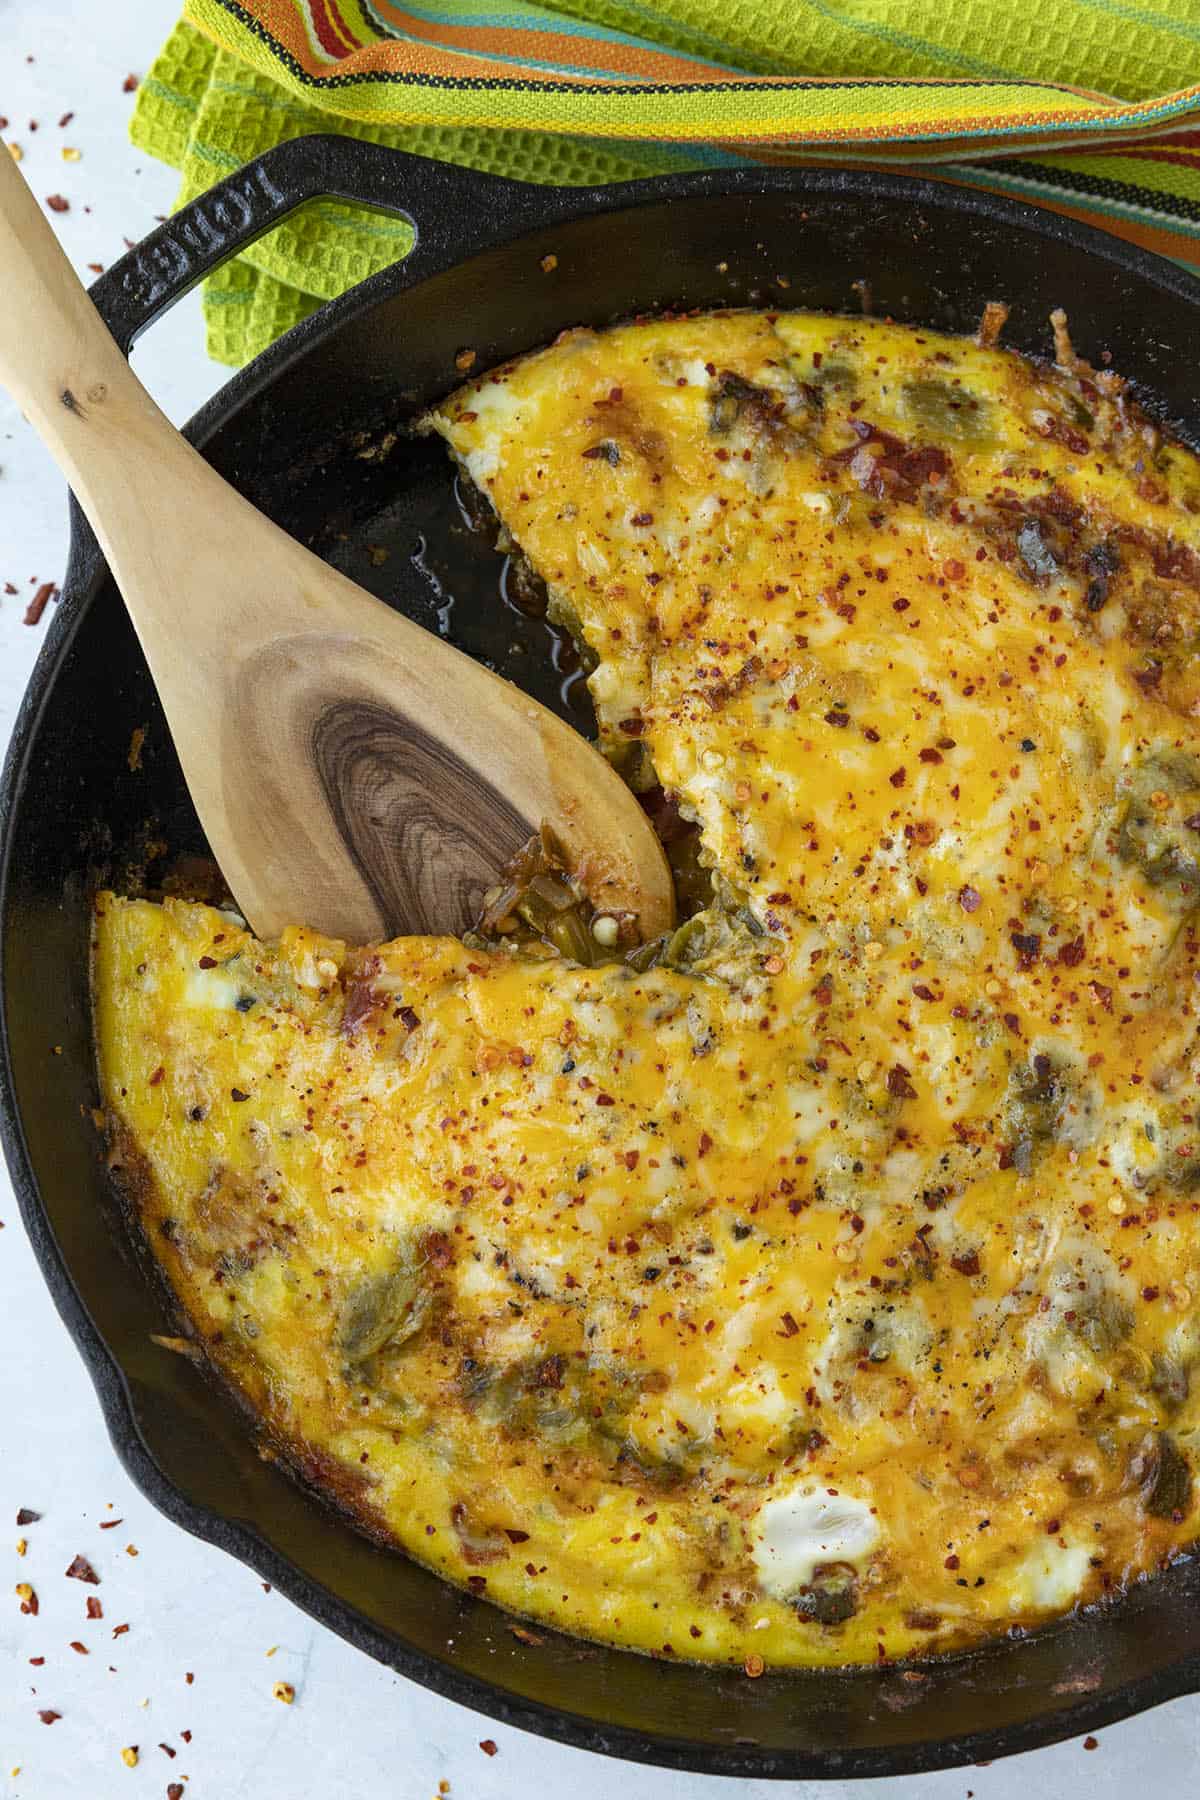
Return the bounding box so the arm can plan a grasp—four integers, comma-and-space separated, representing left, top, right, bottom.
89, 134, 556, 354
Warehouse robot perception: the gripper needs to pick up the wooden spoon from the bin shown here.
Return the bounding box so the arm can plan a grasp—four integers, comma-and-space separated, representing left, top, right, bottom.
0, 146, 674, 944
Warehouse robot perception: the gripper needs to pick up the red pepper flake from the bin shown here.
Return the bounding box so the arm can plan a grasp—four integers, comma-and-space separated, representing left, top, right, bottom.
1083, 1736, 1099, 1751
98, 1518, 123, 1530
148, 1066, 165, 1087
16, 1508, 40, 1527
944, 1554, 960, 1570
912, 983, 936, 1001
197, 954, 217, 969
480, 1740, 499, 1757
181, 1729, 191, 1739
1142, 1285, 1160, 1302
466, 1575, 488, 1593
169, 1786, 185, 1800
18, 1584, 39, 1615
112, 1623, 129, 1637
824, 710, 850, 728
951, 1250, 981, 1276
503, 1528, 530, 1544
887, 1064, 917, 1100
69, 1640, 88, 1654
184, 1672, 193, 1685
230, 1087, 250, 1103
697, 1131, 713, 1157
616, 715, 645, 736
779, 1311, 800, 1338
595, 1092, 615, 1106
65, 1554, 99, 1584
122, 73, 140, 92
630, 511, 654, 527
918, 747, 942, 764
45, 194, 70, 213
1045, 1518, 1061, 1534
37, 1710, 61, 1725
1058, 936, 1086, 967
888, 766, 907, 788
29, 1655, 44, 1665
86, 1596, 102, 1619
159, 1743, 176, 1759
23, 581, 58, 625
958, 885, 981, 914
4, 582, 18, 595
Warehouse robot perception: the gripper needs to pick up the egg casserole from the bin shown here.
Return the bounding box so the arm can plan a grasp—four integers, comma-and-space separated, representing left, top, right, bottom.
94, 308, 1200, 1668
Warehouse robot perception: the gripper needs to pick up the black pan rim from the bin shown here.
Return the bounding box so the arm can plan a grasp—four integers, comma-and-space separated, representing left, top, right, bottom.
5, 151, 1200, 1777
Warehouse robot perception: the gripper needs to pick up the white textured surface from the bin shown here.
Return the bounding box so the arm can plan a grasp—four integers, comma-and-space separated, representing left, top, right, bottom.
1, 5, 1199, 1794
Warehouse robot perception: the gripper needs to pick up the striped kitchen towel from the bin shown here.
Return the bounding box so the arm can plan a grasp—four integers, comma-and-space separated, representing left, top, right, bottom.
130, 1, 1200, 364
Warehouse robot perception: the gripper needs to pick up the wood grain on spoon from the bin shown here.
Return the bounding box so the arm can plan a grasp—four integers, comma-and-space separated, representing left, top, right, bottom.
0, 144, 674, 943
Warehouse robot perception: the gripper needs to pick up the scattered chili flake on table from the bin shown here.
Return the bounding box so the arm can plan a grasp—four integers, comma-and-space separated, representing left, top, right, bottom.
479, 1739, 499, 1756
45, 194, 69, 213
122, 74, 140, 92
65, 1553, 99, 1584
16, 1583, 38, 1615
184, 1672, 194, 1685
168, 1784, 184, 1800
99, 1517, 123, 1530
37, 1710, 61, 1725
58, 111, 74, 127
24, 582, 58, 625
125, 1544, 139, 1557
69, 1640, 88, 1655
159, 1743, 176, 1759
1083, 1735, 1100, 1750
16, 1508, 41, 1526
113, 1623, 129, 1638
272, 1681, 295, 1704
86, 1596, 102, 1619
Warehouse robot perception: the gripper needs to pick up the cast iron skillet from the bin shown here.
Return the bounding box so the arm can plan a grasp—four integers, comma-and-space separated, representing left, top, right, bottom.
4, 134, 1200, 1779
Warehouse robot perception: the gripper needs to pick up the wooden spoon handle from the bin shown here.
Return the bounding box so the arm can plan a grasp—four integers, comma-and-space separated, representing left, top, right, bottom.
0, 142, 214, 594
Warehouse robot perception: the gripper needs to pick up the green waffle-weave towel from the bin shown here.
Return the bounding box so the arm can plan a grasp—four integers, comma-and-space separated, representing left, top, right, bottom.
130, 4, 1200, 365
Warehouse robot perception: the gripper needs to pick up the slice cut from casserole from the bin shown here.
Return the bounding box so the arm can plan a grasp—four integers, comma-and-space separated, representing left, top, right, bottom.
93, 309, 1200, 1670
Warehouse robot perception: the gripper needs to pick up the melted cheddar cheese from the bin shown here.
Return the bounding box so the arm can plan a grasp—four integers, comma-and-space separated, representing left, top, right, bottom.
95, 310, 1200, 1667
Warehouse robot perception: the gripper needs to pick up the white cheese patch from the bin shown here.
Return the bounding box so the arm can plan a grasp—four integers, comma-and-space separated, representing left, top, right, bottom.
182, 967, 243, 1011
751, 1484, 879, 1599
1008, 1539, 1092, 1613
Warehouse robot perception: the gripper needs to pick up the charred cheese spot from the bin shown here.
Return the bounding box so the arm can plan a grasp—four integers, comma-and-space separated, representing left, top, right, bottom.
95, 311, 1200, 1667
